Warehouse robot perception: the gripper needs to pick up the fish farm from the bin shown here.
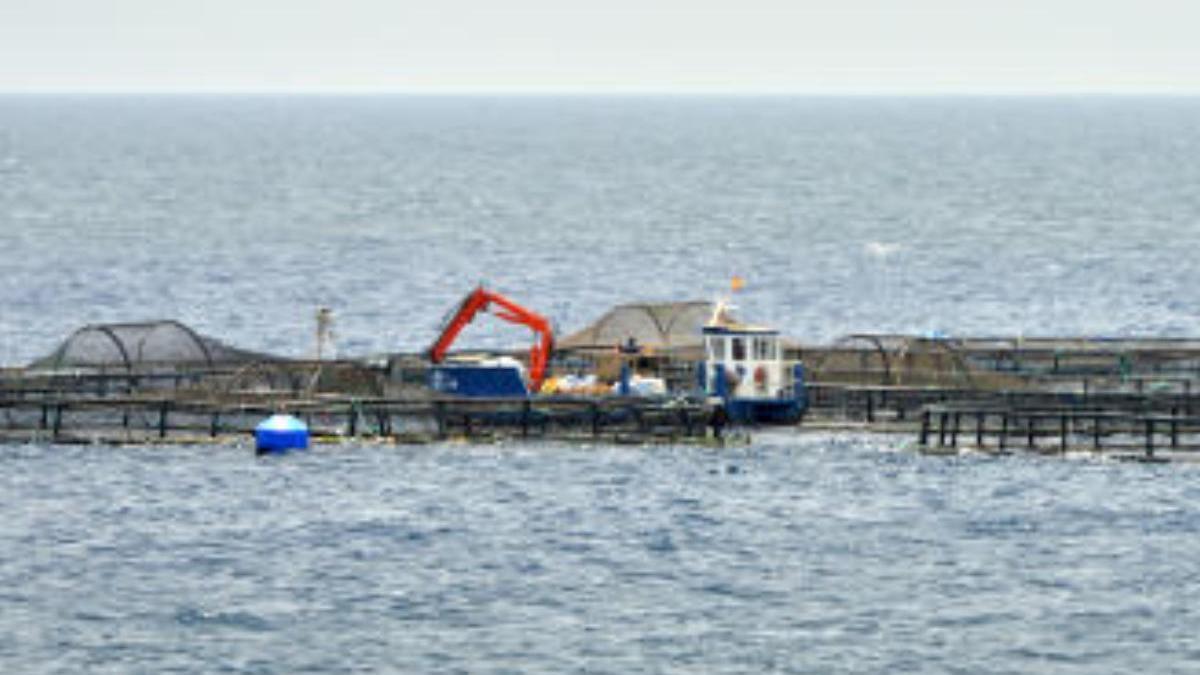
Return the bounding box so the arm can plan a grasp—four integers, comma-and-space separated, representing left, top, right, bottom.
6, 294, 1200, 459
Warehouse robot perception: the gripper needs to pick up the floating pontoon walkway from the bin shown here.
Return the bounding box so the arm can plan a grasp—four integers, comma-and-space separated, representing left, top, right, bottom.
0, 393, 714, 446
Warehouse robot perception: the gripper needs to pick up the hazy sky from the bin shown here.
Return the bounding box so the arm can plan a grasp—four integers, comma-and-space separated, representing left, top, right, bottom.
2, 0, 1198, 93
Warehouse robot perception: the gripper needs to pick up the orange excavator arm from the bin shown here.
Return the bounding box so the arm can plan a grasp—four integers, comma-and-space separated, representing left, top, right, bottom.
426, 286, 554, 392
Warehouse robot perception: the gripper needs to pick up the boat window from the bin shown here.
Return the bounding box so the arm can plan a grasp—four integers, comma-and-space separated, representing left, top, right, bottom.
754, 338, 771, 360
732, 337, 746, 361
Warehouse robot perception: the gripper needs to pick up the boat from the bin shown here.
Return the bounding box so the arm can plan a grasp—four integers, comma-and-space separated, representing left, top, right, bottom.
699, 302, 808, 423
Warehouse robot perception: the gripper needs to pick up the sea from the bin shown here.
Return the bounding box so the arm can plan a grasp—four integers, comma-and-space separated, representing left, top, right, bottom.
3, 95, 1200, 673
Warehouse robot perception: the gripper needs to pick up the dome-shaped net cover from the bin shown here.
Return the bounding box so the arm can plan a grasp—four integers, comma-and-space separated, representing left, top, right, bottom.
558, 301, 715, 351
32, 320, 279, 371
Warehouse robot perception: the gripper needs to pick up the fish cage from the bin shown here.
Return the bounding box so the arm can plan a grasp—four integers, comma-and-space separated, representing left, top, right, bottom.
800, 333, 1200, 393
15, 320, 293, 398
554, 301, 718, 391
799, 334, 1001, 388
31, 320, 273, 374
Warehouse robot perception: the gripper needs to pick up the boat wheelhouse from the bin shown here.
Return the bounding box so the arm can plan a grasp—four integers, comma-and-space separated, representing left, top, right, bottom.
700, 305, 807, 423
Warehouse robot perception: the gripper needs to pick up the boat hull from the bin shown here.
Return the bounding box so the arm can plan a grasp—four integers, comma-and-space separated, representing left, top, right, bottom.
725, 397, 804, 424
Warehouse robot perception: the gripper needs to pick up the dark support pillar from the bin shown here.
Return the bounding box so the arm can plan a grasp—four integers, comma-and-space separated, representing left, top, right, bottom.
1060, 414, 1068, 453
1027, 416, 1035, 450
591, 403, 600, 437
999, 413, 1009, 451
1146, 419, 1155, 458
919, 410, 930, 447
950, 412, 960, 448
866, 391, 875, 423
938, 412, 948, 447
1171, 410, 1180, 449
52, 403, 63, 438
40, 404, 48, 430
976, 412, 985, 448
1093, 415, 1102, 450
158, 401, 169, 439
210, 412, 220, 438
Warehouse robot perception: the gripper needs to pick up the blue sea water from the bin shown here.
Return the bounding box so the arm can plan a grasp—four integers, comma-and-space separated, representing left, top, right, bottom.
4, 96, 1200, 672
3, 96, 1200, 361
5, 437, 1200, 673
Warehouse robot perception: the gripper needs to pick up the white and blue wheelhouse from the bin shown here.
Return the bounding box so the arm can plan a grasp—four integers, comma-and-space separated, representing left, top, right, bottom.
700, 323, 807, 424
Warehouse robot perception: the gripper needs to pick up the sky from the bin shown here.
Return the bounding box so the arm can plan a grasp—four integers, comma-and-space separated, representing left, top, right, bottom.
1, 0, 1198, 94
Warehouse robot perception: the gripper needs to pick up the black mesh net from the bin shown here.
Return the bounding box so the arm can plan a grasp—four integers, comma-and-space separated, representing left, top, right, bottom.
32, 321, 278, 371
558, 301, 715, 352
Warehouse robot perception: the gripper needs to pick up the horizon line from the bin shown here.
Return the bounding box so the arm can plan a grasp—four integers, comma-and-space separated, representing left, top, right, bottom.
2, 88, 1200, 98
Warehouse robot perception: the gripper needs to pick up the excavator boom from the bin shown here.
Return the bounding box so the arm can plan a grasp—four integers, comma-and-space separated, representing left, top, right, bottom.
427, 286, 554, 392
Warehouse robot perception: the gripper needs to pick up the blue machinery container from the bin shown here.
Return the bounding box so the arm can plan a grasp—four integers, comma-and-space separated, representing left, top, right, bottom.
428, 364, 529, 398
255, 414, 310, 454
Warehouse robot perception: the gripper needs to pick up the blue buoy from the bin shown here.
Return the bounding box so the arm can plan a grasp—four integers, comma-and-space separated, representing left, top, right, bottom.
255, 414, 309, 454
